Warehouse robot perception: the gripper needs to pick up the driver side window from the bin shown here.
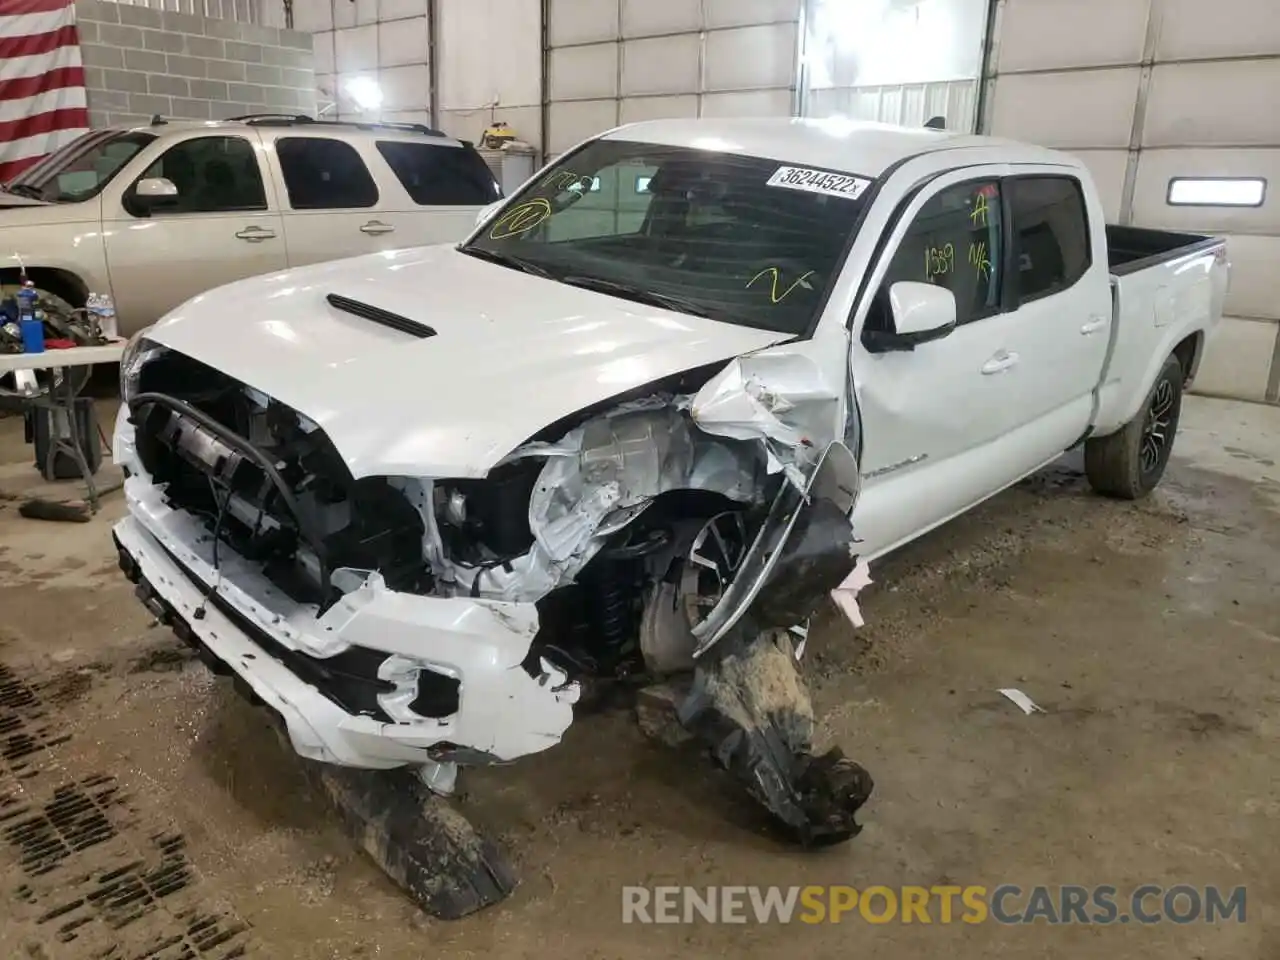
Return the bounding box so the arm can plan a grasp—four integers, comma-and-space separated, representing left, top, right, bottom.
136, 136, 267, 215
868, 180, 1004, 333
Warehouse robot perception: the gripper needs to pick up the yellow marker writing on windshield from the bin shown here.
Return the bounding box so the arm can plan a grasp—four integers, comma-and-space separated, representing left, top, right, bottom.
488, 198, 552, 239
970, 192, 989, 228
746, 267, 816, 304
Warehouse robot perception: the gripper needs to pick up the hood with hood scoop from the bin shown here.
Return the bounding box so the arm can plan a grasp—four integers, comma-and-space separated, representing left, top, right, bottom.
144, 244, 790, 478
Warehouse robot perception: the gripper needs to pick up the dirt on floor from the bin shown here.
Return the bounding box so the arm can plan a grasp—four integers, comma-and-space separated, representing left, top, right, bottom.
0, 397, 1277, 959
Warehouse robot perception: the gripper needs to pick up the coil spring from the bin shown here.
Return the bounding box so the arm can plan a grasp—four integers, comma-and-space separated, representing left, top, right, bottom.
587, 559, 633, 658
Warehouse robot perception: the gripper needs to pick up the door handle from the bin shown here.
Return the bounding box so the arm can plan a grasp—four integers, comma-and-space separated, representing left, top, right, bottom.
234, 226, 276, 242
360, 220, 395, 236
1081, 316, 1109, 335
981, 350, 1020, 375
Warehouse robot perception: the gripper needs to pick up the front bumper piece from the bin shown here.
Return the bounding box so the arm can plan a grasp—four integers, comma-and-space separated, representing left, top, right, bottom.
113, 479, 580, 769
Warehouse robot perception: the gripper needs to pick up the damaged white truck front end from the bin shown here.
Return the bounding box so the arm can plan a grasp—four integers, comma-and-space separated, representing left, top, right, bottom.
111, 145, 877, 880
113, 339, 861, 770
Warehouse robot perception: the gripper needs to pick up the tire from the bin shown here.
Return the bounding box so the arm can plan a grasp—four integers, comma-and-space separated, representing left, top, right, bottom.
1085, 354, 1184, 500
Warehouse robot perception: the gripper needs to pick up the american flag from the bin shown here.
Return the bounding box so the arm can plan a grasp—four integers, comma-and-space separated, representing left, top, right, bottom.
0, 0, 91, 183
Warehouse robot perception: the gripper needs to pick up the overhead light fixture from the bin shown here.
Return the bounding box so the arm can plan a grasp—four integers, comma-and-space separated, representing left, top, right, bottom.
345, 76, 383, 113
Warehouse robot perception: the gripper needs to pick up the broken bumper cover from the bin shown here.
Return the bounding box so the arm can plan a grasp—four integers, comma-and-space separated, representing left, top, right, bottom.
113, 479, 580, 769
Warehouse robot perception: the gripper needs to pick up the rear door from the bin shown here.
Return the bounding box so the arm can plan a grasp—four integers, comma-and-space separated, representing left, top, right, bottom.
266, 135, 390, 267
103, 132, 287, 327
370, 139, 502, 246
1001, 173, 1112, 442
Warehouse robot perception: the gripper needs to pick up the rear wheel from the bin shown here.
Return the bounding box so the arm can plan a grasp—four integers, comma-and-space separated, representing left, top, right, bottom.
1084, 354, 1184, 499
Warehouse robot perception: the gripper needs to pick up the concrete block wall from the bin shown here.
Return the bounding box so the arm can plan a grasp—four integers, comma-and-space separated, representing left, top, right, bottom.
76, 0, 316, 127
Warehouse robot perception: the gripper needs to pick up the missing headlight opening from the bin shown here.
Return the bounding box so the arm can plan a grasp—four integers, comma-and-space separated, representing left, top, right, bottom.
118, 344, 875, 909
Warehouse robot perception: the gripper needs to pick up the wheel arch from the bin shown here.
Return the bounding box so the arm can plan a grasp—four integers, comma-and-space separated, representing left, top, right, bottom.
1172, 330, 1204, 388
0, 265, 90, 307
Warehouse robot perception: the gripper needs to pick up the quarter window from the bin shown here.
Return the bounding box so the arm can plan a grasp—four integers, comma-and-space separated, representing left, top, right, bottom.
275, 137, 379, 210
880, 180, 1004, 326
136, 136, 266, 214
1008, 176, 1091, 305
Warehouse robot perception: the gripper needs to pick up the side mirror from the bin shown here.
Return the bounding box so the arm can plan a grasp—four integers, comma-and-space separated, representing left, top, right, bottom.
475, 200, 503, 226
865, 281, 957, 352
129, 177, 179, 216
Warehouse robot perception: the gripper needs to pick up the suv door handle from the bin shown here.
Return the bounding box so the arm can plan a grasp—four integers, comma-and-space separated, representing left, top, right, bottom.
1081, 316, 1109, 335
234, 226, 276, 242
360, 220, 395, 236
981, 350, 1020, 375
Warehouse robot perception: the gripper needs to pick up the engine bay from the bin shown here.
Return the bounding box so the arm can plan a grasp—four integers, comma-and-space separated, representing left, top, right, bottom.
128, 348, 816, 685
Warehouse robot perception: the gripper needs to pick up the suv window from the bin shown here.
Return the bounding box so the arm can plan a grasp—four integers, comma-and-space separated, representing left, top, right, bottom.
878, 180, 1004, 326
1008, 176, 1091, 305
375, 140, 500, 205
8, 130, 156, 204
276, 137, 378, 210
137, 136, 265, 214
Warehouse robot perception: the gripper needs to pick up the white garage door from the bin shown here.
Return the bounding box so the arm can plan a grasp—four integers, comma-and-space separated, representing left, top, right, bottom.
801, 0, 988, 132
985, 0, 1280, 403
544, 0, 801, 157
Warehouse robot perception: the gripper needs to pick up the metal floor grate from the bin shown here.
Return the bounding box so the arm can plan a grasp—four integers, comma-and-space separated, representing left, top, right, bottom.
0, 655, 253, 959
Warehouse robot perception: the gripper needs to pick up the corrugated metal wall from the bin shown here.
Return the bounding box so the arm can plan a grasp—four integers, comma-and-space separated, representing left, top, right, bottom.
296, 0, 542, 149
986, 0, 1280, 403
543, 0, 802, 158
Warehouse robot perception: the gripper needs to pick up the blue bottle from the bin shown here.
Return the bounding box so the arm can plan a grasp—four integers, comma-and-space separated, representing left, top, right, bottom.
17, 281, 44, 354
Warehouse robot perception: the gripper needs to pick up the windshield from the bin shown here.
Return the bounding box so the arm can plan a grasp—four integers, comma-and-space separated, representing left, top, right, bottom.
460, 139, 872, 335
5, 130, 156, 203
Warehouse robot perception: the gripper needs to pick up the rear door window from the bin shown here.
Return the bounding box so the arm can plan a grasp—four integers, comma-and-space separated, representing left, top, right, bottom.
275, 137, 379, 210
1007, 176, 1092, 305
375, 140, 500, 205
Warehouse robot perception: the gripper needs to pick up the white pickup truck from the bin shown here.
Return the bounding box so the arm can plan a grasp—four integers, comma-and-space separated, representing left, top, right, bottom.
110, 118, 1228, 885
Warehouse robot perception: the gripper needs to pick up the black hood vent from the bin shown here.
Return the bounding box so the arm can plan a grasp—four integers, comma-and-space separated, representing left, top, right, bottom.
326, 293, 437, 339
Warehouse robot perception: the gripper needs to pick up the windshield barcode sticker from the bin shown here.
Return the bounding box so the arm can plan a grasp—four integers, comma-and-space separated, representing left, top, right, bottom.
766, 166, 871, 200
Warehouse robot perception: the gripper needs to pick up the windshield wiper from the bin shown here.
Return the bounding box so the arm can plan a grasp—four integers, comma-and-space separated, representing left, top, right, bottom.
558, 275, 714, 319
459, 246, 554, 280
2, 183, 46, 200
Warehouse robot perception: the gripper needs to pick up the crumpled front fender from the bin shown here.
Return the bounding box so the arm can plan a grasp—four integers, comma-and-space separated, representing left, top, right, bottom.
690, 440, 861, 657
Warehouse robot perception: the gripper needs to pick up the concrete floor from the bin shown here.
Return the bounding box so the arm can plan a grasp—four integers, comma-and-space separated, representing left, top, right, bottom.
0, 396, 1277, 959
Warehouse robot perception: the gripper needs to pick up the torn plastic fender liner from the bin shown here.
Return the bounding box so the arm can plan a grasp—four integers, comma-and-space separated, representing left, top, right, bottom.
690, 442, 861, 657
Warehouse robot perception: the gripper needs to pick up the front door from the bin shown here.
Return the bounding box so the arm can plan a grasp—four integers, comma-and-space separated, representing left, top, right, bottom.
848, 168, 1033, 559
103, 133, 287, 329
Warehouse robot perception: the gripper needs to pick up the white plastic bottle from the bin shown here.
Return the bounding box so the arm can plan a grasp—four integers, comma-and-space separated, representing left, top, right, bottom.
90, 292, 118, 340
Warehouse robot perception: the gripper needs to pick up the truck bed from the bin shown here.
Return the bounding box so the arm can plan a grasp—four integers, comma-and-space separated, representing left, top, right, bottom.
1106, 225, 1222, 276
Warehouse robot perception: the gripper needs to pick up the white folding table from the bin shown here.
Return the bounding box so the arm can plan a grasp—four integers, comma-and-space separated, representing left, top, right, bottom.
0, 343, 125, 511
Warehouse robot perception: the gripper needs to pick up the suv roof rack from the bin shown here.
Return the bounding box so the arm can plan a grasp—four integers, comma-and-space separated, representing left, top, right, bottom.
223, 114, 448, 138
